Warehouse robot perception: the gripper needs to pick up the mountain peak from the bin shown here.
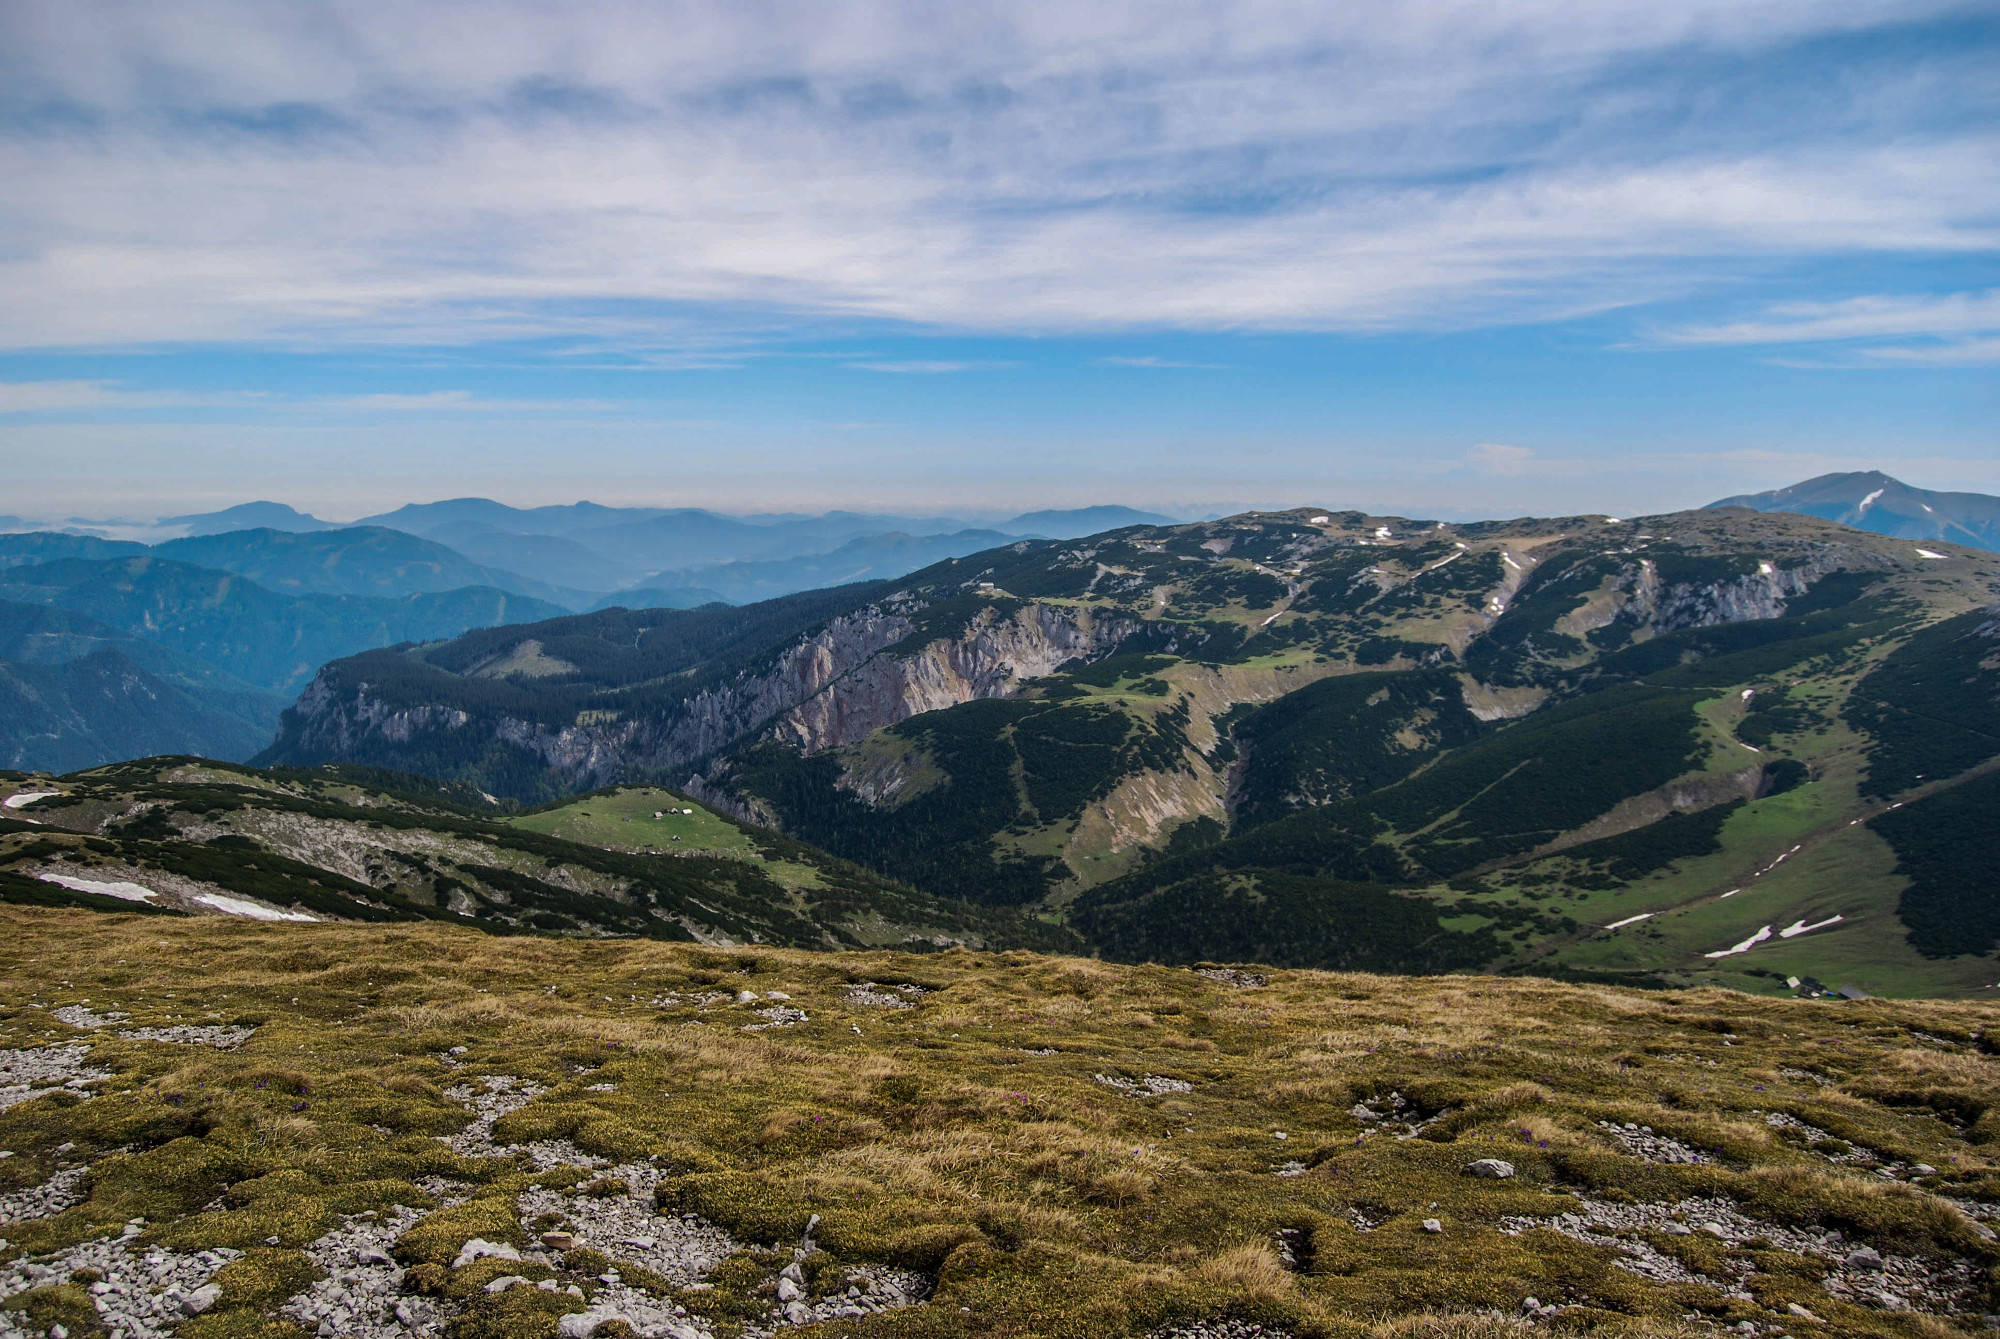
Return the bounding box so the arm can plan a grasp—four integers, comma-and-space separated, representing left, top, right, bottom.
163, 501, 336, 536
1707, 471, 1999, 551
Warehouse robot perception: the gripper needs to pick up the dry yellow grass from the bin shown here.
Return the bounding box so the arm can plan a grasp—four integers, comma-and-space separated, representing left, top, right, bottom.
3, 907, 1999, 1339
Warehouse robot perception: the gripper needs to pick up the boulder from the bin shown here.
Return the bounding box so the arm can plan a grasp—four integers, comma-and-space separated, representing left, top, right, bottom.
1463, 1159, 1515, 1179
179, 1284, 222, 1316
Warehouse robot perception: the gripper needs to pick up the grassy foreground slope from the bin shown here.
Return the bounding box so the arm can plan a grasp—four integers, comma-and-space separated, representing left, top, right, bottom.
4, 914, 2000, 1338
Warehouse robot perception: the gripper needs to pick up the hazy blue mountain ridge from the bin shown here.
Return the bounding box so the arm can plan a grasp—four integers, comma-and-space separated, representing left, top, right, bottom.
1708, 471, 2000, 551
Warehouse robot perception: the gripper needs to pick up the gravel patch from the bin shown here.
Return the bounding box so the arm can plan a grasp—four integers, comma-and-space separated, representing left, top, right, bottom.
1501, 1195, 1982, 1313
0, 1046, 110, 1112
1148, 1322, 1295, 1339
50, 1006, 124, 1030
0, 1233, 242, 1338
842, 984, 926, 1008
738, 1254, 931, 1337
1597, 1120, 1707, 1164
280, 1204, 460, 1339
742, 1006, 808, 1032
1350, 1091, 1444, 1139
439, 1075, 605, 1171
0, 1165, 91, 1225
116, 1025, 255, 1049
1095, 1073, 1193, 1098
1763, 1111, 1881, 1164
519, 1163, 736, 1288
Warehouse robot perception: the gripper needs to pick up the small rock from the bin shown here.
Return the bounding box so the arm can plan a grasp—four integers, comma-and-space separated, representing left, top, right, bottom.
1845, 1246, 1885, 1271
453, 1237, 523, 1269
777, 1276, 804, 1302
541, 1230, 577, 1250
736, 990, 759, 1004
1699, 1223, 1728, 1239
784, 1300, 812, 1325
485, 1274, 529, 1293
1464, 1159, 1515, 1179
356, 1246, 395, 1266
780, 1262, 804, 1282
49, 1326, 68, 1339
180, 1283, 222, 1315
1913, 1163, 1937, 1175
1787, 1303, 1821, 1321
1422, 1219, 1443, 1233
395, 1302, 417, 1324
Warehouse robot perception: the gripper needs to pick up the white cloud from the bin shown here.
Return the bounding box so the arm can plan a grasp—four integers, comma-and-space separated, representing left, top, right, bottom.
1660, 289, 2000, 343
1102, 356, 1225, 370
1858, 336, 2000, 367
0, 1, 1988, 348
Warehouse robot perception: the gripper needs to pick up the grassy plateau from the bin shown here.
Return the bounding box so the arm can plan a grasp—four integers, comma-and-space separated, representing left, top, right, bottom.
4, 910, 2000, 1339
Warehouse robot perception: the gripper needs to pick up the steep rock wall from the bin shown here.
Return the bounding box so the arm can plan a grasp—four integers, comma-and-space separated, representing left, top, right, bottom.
279, 600, 1136, 794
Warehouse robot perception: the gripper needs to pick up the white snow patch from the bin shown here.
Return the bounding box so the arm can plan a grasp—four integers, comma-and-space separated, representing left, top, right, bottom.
3, 791, 59, 808
1704, 925, 1773, 959
1922, 503, 1935, 513
1604, 913, 1654, 930
1758, 561, 1775, 575
39, 873, 158, 903
190, 892, 317, 922
1719, 889, 1741, 899
1779, 915, 1844, 939
1858, 487, 1885, 511
1916, 548, 1948, 560
1308, 515, 1329, 524
1501, 553, 1522, 570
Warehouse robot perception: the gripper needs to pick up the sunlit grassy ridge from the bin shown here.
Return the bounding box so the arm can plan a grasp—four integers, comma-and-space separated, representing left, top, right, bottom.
5, 909, 2000, 1338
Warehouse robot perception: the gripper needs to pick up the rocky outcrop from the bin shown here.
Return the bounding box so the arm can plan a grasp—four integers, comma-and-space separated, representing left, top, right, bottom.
773, 603, 1136, 752
276, 600, 1137, 794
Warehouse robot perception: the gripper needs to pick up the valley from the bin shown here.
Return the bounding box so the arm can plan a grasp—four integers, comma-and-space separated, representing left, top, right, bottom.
18, 501, 1978, 1000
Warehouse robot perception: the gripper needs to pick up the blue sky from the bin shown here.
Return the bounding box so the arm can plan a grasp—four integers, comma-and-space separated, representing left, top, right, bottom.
1, 1, 1994, 522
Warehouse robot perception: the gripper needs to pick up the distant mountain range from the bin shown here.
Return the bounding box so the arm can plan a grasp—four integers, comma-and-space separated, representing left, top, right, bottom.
257, 502, 2000, 992
0, 531, 571, 771
0, 502, 1191, 771
1708, 471, 2000, 551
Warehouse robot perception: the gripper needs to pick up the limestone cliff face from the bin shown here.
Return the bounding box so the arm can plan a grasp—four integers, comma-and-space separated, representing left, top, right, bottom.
278, 600, 1136, 794
772, 603, 1136, 752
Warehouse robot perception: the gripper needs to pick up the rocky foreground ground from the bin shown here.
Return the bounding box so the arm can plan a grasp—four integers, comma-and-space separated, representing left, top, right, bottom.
2, 908, 1999, 1338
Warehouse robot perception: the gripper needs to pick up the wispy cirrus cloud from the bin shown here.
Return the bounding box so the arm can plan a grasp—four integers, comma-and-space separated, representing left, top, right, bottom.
1101, 356, 1225, 370
0, 1, 1990, 351
845, 361, 1010, 374
0, 381, 634, 416
1651, 289, 2000, 366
